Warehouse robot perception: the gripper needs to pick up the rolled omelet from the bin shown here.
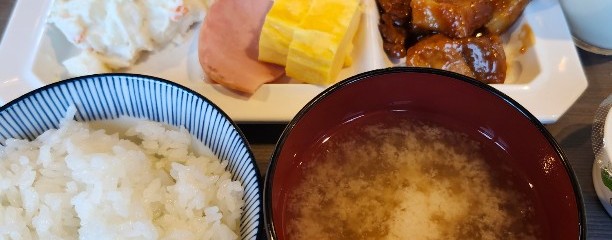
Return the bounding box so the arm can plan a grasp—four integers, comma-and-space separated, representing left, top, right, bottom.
258, 0, 361, 85
258, 0, 312, 66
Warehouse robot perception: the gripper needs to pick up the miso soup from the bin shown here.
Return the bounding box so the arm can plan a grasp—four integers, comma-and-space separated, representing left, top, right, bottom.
284, 113, 546, 240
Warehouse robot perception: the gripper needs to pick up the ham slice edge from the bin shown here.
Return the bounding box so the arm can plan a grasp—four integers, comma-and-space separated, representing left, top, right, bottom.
198, 0, 285, 94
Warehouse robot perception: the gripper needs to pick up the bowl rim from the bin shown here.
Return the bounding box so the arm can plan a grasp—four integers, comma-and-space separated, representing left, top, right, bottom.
263, 67, 586, 239
0, 73, 265, 239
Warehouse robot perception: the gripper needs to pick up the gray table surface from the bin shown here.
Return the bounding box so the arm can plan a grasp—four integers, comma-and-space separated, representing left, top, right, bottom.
1, 1, 611, 239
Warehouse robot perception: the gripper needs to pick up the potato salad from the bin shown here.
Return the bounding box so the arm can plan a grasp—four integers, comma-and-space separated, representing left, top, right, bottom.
48, 0, 213, 76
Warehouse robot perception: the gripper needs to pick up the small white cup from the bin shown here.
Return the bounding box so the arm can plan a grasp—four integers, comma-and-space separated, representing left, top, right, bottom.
559, 0, 612, 55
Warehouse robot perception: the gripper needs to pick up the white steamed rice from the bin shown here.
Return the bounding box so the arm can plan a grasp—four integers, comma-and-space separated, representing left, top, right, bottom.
0, 108, 244, 239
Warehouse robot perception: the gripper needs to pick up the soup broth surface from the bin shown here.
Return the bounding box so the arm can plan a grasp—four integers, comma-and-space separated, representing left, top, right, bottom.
284, 113, 544, 240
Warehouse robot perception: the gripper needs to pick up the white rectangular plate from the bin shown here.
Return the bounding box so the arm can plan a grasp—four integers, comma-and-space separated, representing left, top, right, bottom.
0, 0, 588, 123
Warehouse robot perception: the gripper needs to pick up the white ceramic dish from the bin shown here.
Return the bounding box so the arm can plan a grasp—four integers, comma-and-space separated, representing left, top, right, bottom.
594, 99, 612, 217
0, 0, 587, 123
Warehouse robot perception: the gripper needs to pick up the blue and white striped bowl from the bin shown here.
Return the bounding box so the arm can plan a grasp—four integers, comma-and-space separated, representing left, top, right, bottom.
0, 74, 263, 239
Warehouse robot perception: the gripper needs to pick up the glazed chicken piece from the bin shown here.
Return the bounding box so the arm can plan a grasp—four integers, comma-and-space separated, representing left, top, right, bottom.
410, 0, 494, 38
461, 35, 506, 83
377, 0, 412, 58
379, 13, 409, 58
485, 0, 531, 34
378, 0, 411, 25
406, 34, 506, 83
405, 34, 475, 78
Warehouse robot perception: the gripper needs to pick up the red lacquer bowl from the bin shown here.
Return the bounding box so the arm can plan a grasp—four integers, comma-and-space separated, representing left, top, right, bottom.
264, 68, 584, 240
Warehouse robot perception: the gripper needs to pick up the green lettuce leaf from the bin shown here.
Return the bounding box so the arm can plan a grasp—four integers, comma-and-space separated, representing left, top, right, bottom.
602, 168, 612, 191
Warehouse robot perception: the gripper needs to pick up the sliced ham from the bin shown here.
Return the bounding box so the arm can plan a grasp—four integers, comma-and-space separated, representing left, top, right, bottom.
199, 0, 285, 94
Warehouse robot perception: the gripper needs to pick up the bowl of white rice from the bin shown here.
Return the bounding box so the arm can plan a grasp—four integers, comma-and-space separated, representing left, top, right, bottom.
0, 74, 263, 239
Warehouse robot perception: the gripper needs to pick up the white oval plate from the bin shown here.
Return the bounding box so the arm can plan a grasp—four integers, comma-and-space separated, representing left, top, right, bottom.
0, 0, 588, 123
